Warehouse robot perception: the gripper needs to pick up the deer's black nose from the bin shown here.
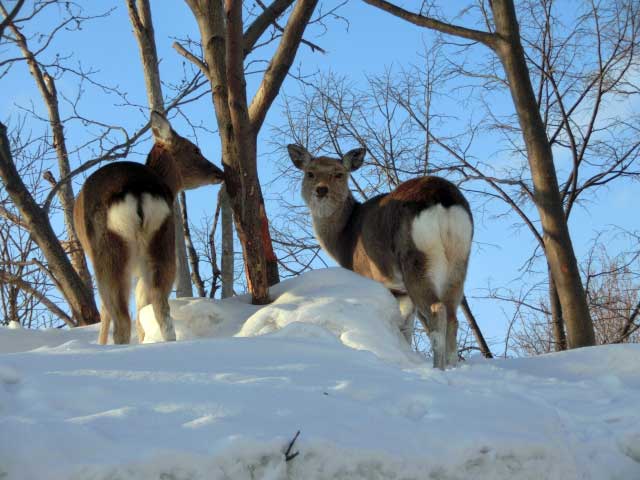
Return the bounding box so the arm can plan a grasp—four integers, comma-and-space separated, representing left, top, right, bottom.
316, 186, 329, 197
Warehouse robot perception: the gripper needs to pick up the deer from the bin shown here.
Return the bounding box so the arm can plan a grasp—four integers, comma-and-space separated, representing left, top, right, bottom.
287, 144, 473, 369
73, 111, 224, 345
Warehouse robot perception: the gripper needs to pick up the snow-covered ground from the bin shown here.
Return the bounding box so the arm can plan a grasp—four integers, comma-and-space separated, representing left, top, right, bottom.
1, 268, 639, 479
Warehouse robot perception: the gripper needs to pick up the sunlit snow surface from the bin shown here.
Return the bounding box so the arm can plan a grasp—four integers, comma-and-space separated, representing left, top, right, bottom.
1, 268, 639, 479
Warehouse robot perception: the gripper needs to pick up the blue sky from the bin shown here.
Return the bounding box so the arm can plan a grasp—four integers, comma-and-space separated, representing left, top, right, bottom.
1, 1, 638, 352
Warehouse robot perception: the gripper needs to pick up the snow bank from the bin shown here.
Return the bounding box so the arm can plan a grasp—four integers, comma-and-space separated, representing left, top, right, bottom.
1, 268, 639, 479
141, 268, 420, 367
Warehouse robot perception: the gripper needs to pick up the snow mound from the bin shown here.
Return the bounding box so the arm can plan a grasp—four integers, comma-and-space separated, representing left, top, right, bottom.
142, 268, 419, 366
1, 268, 640, 479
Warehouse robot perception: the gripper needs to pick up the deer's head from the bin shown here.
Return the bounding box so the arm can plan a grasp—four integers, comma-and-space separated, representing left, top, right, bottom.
149, 111, 224, 192
287, 144, 366, 218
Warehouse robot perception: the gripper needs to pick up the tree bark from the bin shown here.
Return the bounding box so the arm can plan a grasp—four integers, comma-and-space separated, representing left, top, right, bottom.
126, 0, 193, 297
364, 0, 596, 349
548, 266, 567, 351
220, 185, 234, 299
0, 122, 99, 326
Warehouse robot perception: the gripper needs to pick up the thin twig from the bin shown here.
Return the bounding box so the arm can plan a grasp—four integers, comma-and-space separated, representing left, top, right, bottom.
284, 430, 301, 462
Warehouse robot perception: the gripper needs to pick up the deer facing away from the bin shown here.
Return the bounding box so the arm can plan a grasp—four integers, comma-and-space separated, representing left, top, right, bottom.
288, 145, 473, 369
74, 112, 224, 344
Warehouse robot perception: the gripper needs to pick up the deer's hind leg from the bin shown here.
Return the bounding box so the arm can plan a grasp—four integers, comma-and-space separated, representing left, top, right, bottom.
441, 257, 469, 368
401, 249, 448, 369
146, 216, 176, 342
393, 293, 416, 346
94, 232, 132, 344
134, 273, 151, 343
98, 305, 111, 345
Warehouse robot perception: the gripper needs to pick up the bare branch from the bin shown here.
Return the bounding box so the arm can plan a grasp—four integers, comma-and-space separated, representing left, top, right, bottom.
243, 0, 295, 55
249, 0, 320, 132
363, 0, 498, 49
0, 0, 25, 38
173, 41, 210, 79
0, 269, 74, 327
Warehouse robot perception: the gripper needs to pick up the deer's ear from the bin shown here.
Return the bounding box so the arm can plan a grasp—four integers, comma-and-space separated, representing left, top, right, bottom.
342, 147, 366, 172
287, 144, 312, 170
150, 111, 174, 143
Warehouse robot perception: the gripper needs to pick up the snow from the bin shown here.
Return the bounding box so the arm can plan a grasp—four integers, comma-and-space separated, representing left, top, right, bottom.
1, 268, 639, 479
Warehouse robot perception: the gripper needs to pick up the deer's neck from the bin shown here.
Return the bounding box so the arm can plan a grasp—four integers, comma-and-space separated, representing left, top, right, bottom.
146, 145, 181, 197
311, 194, 358, 264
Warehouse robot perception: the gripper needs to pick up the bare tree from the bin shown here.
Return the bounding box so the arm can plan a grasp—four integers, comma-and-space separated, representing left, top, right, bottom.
513, 231, 640, 355
0, 130, 70, 328
363, 0, 597, 348
0, 1, 94, 290
0, 121, 99, 325
177, 0, 326, 304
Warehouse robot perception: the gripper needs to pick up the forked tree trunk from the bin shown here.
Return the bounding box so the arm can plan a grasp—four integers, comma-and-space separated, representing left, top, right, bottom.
184, 0, 317, 304
0, 123, 99, 326
127, 0, 193, 297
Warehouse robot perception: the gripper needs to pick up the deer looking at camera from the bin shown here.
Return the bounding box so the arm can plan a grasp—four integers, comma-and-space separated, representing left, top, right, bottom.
74, 112, 224, 345
288, 145, 473, 369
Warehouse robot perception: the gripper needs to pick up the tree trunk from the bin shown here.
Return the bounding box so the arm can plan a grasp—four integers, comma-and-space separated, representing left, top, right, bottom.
491, 0, 595, 348
223, 140, 272, 304
220, 185, 234, 299
0, 123, 99, 326
261, 204, 280, 286
180, 192, 206, 297
186, 0, 267, 304
548, 266, 568, 351
182, 0, 320, 303
42, 75, 93, 290
127, 0, 193, 297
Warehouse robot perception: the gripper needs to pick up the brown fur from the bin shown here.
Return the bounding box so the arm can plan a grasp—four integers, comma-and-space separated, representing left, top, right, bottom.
288, 144, 473, 369
74, 112, 223, 344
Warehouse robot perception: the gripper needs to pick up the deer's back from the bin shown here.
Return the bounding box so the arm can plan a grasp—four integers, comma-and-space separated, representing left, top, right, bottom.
341, 176, 472, 290
74, 162, 174, 257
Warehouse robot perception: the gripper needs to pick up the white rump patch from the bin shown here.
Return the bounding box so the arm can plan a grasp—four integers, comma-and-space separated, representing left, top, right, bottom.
107, 193, 171, 242
411, 204, 472, 298
140, 193, 172, 236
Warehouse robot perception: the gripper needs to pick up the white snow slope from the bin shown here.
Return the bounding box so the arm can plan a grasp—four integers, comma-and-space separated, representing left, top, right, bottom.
1, 268, 639, 480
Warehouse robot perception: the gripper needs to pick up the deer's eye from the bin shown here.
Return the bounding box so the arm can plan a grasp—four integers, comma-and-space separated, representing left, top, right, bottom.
334, 173, 344, 179
306, 171, 315, 179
